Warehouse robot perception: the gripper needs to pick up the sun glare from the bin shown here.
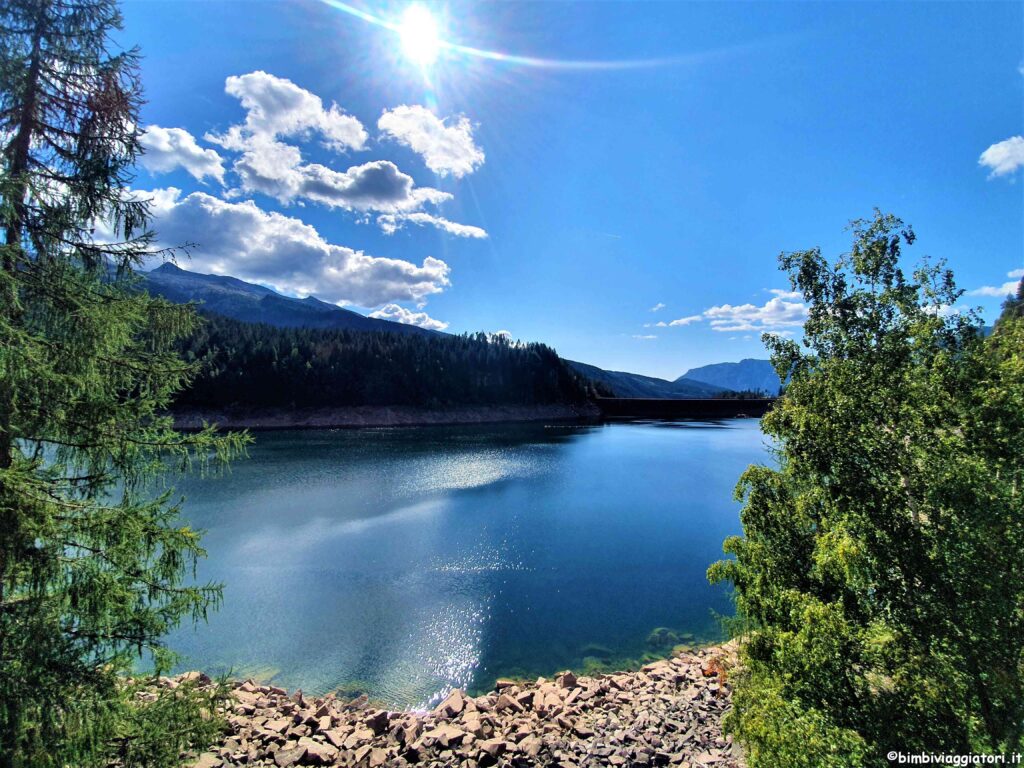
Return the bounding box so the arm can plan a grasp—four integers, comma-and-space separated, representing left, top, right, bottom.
399, 4, 441, 67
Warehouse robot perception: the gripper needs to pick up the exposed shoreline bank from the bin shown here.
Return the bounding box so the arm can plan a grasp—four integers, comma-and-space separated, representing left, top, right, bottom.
172, 403, 602, 431
183, 642, 743, 767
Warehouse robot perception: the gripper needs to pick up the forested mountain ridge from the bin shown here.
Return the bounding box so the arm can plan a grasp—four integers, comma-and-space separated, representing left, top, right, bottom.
175, 313, 599, 409
147, 265, 795, 404
145, 262, 433, 336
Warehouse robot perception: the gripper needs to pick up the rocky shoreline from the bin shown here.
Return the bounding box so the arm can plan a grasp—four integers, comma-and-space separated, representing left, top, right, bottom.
183, 642, 743, 768
172, 404, 602, 431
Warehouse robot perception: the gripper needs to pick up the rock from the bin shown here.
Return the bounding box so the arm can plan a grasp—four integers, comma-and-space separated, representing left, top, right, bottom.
365, 709, 390, 735
519, 735, 543, 758
347, 693, 369, 710
495, 693, 523, 713
353, 744, 372, 764
574, 723, 595, 738
342, 726, 375, 749
296, 737, 338, 765
462, 713, 485, 738
478, 738, 507, 758
173, 641, 744, 768
265, 717, 292, 735
273, 745, 306, 768
433, 689, 465, 717
557, 671, 578, 689
422, 724, 466, 748
322, 728, 348, 749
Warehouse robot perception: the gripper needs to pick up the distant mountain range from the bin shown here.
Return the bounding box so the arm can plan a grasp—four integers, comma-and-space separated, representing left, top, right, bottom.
144, 263, 432, 336
566, 361, 730, 399
680, 359, 783, 395
144, 263, 780, 399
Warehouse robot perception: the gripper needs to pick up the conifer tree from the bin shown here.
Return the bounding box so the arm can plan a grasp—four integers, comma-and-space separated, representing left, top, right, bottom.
0, 1, 246, 765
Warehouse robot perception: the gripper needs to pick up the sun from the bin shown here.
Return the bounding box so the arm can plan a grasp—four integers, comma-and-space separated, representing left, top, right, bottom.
398, 4, 441, 67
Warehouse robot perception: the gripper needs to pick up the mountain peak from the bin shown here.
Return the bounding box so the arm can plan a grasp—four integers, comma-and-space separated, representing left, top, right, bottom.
142, 263, 434, 337
680, 358, 781, 395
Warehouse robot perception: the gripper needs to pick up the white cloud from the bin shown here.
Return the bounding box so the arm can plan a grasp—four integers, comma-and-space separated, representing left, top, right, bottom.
139, 126, 225, 183
979, 135, 1024, 178
649, 302, 665, 312
378, 105, 485, 178
369, 303, 448, 330
923, 303, 969, 317
144, 189, 450, 307
294, 160, 450, 212
207, 71, 366, 153
199, 73, 485, 235
377, 212, 488, 238
227, 138, 453, 214
969, 281, 1020, 298
768, 288, 802, 300
703, 295, 808, 333
969, 269, 1024, 298
668, 315, 703, 327
632, 334, 657, 340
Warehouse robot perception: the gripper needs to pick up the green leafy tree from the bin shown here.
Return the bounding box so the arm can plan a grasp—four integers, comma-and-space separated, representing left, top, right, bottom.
709, 211, 1024, 766
0, 1, 247, 765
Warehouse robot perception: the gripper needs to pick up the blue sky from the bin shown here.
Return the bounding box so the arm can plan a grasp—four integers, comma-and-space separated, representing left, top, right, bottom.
123, 0, 1023, 379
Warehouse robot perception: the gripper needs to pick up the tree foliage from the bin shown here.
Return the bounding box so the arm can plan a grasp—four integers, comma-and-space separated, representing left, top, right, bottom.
173, 313, 599, 410
0, 1, 245, 765
709, 211, 1024, 765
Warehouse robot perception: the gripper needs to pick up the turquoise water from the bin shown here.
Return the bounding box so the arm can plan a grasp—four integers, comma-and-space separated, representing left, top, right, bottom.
165, 419, 768, 708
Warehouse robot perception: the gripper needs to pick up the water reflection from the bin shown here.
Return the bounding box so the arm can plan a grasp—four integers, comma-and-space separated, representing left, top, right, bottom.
165, 420, 767, 707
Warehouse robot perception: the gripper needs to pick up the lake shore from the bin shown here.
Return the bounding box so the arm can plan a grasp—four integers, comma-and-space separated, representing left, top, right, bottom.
172, 403, 602, 431
184, 641, 743, 768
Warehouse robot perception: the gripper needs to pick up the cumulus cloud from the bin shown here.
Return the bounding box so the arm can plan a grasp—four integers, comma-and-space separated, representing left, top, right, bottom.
969, 283, 1018, 298
139, 126, 225, 183
197, 73, 485, 235
377, 212, 487, 238
649, 302, 665, 312
968, 268, 1024, 298
703, 295, 808, 333
378, 105, 484, 178
207, 71, 366, 153
144, 189, 450, 307
632, 334, 657, 340
969, 268, 1024, 298
227, 136, 452, 213
369, 303, 449, 331
294, 160, 450, 212
668, 315, 702, 327
979, 135, 1024, 178
767, 288, 802, 300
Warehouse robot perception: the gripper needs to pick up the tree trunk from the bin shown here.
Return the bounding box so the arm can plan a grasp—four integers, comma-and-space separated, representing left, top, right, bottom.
0, 8, 45, 767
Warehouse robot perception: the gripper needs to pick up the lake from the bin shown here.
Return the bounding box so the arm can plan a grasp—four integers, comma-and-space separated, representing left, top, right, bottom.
166, 419, 768, 709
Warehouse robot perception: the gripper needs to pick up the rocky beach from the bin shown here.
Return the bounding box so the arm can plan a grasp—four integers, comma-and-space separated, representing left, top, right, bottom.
182, 643, 743, 768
